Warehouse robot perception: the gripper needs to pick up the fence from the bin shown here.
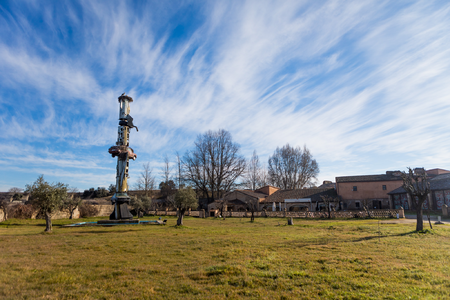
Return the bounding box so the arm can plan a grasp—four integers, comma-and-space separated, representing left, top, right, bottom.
216, 208, 404, 219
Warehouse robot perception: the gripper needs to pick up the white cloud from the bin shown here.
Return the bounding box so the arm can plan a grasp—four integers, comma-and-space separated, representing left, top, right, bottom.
1, 0, 450, 190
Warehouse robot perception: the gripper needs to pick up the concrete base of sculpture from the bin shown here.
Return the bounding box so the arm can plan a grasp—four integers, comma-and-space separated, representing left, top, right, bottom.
98, 219, 139, 225
110, 193, 134, 220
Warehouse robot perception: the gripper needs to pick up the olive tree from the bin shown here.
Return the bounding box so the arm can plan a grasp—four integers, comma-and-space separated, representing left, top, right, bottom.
61, 194, 82, 219
25, 175, 68, 232
401, 167, 431, 231
174, 187, 198, 226
0, 197, 10, 221
130, 195, 152, 217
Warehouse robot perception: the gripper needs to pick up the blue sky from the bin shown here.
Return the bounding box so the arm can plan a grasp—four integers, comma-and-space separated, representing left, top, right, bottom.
1, 0, 450, 192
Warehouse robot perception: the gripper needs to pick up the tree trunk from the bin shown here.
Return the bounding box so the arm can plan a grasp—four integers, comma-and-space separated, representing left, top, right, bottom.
328, 206, 331, 219
177, 209, 185, 226
45, 211, 52, 232
69, 209, 74, 219
251, 211, 254, 222
416, 206, 423, 231
426, 205, 433, 230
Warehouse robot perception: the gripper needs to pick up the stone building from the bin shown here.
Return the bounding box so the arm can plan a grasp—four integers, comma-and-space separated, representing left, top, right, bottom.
261, 188, 337, 211
207, 186, 279, 214
388, 172, 450, 211
336, 168, 450, 210
336, 171, 404, 210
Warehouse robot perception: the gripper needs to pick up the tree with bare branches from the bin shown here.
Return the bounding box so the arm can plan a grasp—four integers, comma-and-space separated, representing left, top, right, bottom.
246, 198, 259, 222
258, 164, 270, 188
135, 162, 155, 197
401, 167, 431, 231
176, 152, 183, 189
320, 195, 339, 219
360, 199, 373, 218
160, 154, 172, 183
244, 150, 261, 190
268, 144, 319, 190
182, 129, 246, 205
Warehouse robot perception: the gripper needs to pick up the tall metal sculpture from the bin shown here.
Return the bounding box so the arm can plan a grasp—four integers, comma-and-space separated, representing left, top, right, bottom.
108, 93, 138, 220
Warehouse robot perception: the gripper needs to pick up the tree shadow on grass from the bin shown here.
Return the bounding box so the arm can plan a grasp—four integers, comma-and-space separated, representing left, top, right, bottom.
283, 230, 419, 248
350, 230, 417, 243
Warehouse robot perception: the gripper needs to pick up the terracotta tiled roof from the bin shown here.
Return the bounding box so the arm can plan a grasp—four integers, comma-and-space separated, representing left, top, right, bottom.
317, 182, 336, 189
336, 173, 403, 183
388, 173, 450, 194
235, 190, 268, 199
262, 188, 337, 203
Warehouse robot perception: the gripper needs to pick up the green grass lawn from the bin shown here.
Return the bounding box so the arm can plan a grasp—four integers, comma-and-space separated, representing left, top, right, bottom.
1, 216, 450, 300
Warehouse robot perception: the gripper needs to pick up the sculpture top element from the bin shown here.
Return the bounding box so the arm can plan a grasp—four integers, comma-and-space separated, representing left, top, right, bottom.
118, 93, 133, 102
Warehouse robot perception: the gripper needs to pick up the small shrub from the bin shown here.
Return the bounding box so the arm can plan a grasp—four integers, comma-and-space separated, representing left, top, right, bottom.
79, 202, 100, 217
9, 204, 34, 219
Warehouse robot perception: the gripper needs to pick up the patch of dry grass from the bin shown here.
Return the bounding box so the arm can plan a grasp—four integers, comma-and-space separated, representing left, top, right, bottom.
1, 216, 450, 299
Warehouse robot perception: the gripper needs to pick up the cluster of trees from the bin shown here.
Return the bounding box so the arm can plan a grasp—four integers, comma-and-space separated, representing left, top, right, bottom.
2, 126, 433, 232
125, 129, 321, 222
2, 129, 319, 229
139, 129, 320, 206
82, 186, 111, 199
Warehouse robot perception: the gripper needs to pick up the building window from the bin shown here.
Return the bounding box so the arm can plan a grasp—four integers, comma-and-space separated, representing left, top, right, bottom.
352, 186, 357, 191
382, 185, 386, 190
343, 202, 348, 209
355, 201, 360, 208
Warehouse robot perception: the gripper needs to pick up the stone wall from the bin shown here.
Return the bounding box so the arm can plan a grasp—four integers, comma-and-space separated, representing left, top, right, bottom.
96, 205, 114, 217
216, 208, 404, 219
0, 206, 404, 222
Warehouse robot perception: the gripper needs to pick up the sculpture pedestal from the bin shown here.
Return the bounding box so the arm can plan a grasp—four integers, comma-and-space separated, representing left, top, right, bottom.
110, 193, 134, 220
98, 219, 139, 225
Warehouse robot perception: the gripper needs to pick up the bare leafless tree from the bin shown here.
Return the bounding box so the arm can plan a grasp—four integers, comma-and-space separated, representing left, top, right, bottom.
135, 163, 155, 197
401, 167, 431, 231
320, 195, 339, 219
268, 144, 319, 189
360, 199, 373, 218
246, 197, 259, 222
244, 150, 261, 190
258, 164, 269, 187
182, 129, 246, 204
176, 152, 183, 189
160, 154, 172, 183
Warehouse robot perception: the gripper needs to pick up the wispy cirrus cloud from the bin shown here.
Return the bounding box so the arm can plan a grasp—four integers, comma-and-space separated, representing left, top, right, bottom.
0, 0, 450, 190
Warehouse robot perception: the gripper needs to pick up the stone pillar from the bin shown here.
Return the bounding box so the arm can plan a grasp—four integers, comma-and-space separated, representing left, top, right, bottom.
398, 207, 405, 218
442, 204, 448, 217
